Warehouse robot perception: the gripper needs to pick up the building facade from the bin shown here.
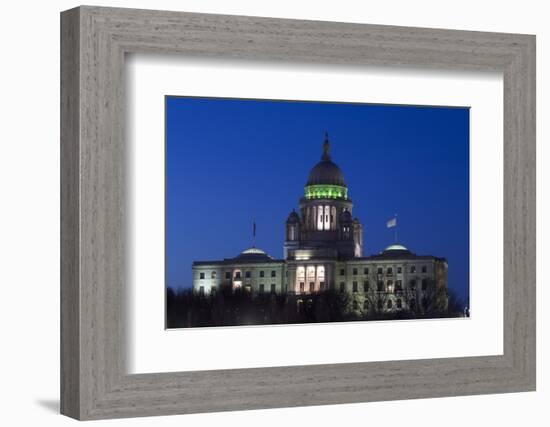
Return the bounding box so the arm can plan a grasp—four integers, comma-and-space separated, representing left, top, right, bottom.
192, 135, 448, 314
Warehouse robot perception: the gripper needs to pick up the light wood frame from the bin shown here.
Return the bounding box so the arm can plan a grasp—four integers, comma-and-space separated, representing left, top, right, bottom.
60, 5, 536, 420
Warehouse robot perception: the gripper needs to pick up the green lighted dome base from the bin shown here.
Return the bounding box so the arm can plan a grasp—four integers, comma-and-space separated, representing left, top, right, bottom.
304, 184, 348, 200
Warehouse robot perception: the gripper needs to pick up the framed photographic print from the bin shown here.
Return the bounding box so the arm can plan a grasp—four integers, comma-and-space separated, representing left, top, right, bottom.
61, 6, 536, 420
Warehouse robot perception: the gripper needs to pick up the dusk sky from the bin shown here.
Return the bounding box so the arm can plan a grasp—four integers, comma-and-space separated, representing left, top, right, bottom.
166, 96, 470, 302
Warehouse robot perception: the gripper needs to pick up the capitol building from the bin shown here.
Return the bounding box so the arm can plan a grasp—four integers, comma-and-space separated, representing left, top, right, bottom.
192, 135, 448, 315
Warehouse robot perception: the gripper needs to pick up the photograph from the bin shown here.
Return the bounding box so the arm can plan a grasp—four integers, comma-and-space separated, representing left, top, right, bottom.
165, 96, 470, 328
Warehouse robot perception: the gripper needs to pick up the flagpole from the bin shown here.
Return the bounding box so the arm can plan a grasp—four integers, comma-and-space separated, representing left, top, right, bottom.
394, 213, 398, 243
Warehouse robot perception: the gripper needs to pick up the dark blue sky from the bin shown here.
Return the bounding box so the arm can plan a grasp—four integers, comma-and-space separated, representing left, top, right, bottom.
166, 96, 470, 302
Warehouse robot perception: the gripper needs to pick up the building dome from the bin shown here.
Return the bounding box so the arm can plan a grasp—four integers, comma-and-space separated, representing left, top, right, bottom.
232, 246, 274, 262
306, 160, 346, 186
384, 244, 409, 251
304, 134, 349, 200
242, 247, 267, 255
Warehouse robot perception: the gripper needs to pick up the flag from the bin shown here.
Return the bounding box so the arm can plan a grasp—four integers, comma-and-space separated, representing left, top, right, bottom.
386, 217, 397, 228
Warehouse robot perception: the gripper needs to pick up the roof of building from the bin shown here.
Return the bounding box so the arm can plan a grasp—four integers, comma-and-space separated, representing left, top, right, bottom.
192, 246, 285, 266
305, 134, 347, 187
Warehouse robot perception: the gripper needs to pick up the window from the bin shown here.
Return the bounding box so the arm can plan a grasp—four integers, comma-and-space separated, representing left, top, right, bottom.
235, 271, 241, 279
271, 270, 276, 277
353, 281, 358, 293
211, 286, 217, 293
422, 279, 428, 291
377, 267, 383, 274
387, 299, 393, 309
363, 300, 370, 310
211, 271, 216, 279
259, 284, 265, 294
396, 298, 402, 308
397, 267, 402, 274
353, 268, 358, 275
339, 282, 345, 292
377, 281, 384, 292
363, 280, 370, 292
319, 281, 325, 291
299, 282, 305, 292
225, 271, 231, 280
245, 271, 251, 278
309, 282, 315, 293
422, 265, 427, 273
387, 267, 393, 275
395, 280, 402, 292
340, 268, 345, 276
410, 265, 416, 273
387, 280, 393, 292
409, 279, 416, 289
199, 272, 205, 280
364, 267, 369, 275
352, 300, 358, 310
260, 270, 265, 278
271, 284, 276, 293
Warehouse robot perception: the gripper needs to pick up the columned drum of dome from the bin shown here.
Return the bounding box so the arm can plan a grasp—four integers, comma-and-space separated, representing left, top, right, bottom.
304, 184, 348, 200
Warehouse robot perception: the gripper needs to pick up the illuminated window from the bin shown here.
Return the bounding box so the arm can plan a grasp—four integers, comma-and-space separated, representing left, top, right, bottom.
235, 271, 241, 279
353, 268, 358, 275
199, 272, 205, 280
271, 270, 276, 277
363, 281, 370, 292
387, 280, 393, 292
299, 282, 305, 292
309, 282, 315, 293
260, 270, 265, 278
353, 281, 358, 293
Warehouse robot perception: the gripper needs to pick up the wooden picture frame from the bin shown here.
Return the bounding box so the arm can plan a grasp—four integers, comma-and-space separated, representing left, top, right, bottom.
60, 5, 536, 420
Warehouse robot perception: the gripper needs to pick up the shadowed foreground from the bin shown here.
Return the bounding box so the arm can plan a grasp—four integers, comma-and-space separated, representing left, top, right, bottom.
166, 287, 466, 328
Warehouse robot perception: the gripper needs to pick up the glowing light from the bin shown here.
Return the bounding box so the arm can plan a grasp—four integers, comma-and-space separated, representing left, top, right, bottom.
304, 184, 348, 200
